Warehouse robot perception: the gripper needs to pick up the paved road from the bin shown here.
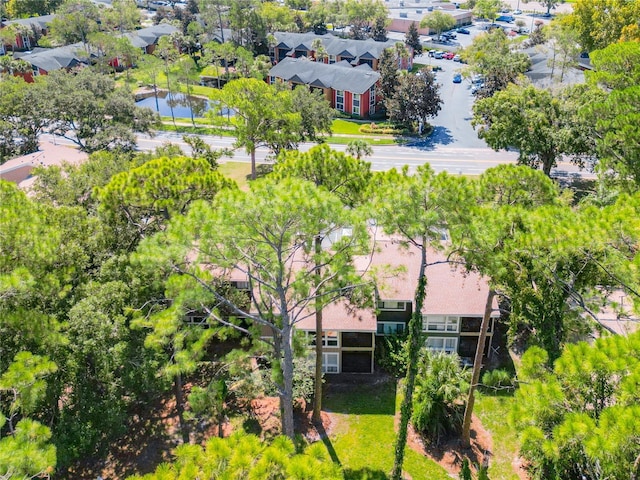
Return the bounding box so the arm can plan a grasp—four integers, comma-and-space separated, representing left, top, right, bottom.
133, 131, 590, 178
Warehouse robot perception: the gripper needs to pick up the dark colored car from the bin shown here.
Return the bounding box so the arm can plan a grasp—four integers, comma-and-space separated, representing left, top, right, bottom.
456, 27, 470, 34
453, 73, 462, 83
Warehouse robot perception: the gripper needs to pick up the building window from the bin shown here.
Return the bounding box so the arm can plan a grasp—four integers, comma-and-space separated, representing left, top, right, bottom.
369, 86, 376, 114
22, 36, 31, 49
322, 352, 339, 373
353, 96, 360, 116
308, 331, 340, 347
328, 54, 336, 64
426, 336, 458, 354
268, 76, 276, 84
376, 322, 406, 335
336, 90, 344, 111
423, 315, 460, 333
377, 301, 407, 311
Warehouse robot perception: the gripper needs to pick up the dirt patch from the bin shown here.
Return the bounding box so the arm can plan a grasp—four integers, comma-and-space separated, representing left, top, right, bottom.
249, 396, 333, 442
405, 415, 492, 476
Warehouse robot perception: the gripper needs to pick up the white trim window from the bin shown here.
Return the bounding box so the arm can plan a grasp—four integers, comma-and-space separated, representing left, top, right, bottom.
369, 86, 376, 113
353, 95, 360, 116
322, 352, 339, 373
0, 43, 5, 55
377, 300, 407, 311
328, 54, 336, 64
377, 322, 406, 335
423, 315, 459, 333
22, 36, 31, 49
426, 336, 458, 354
308, 331, 339, 347
336, 90, 344, 111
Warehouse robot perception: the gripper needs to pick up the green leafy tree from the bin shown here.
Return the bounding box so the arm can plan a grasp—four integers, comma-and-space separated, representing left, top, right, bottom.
511, 333, 640, 480
584, 42, 640, 192
472, 84, 598, 176
473, 0, 501, 22
97, 156, 236, 240
420, 10, 455, 37
126, 432, 343, 479
378, 48, 400, 111
0, 76, 50, 161
346, 139, 374, 160
386, 67, 442, 134
371, 166, 472, 480
341, 0, 388, 40
136, 178, 368, 439
49, 0, 101, 47
210, 78, 301, 180
6, 0, 61, 17
271, 144, 372, 422
412, 351, 470, 445
405, 21, 422, 56
545, 22, 581, 83
101, 0, 140, 32
462, 29, 530, 97
0, 352, 57, 479
371, 14, 388, 42
44, 69, 159, 152
565, 0, 640, 52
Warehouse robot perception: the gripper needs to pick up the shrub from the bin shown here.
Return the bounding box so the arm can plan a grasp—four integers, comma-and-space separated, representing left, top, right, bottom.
375, 332, 409, 377
411, 351, 470, 445
480, 368, 514, 391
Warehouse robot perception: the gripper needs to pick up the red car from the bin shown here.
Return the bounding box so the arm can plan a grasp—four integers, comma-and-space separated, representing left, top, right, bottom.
443, 52, 455, 60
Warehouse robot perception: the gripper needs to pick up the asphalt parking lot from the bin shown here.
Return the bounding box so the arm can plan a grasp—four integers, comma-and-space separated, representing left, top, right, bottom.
413, 52, 487, 149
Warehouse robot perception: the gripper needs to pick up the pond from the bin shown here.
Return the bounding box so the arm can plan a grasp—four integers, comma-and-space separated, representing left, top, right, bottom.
136, 91, 233, 119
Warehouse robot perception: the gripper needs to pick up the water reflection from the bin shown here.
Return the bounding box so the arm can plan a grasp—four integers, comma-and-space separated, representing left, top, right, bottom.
136, 91, 233, 118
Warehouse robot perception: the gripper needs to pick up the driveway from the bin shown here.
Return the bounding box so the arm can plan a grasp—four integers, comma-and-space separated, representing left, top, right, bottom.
410, 52, 487, 150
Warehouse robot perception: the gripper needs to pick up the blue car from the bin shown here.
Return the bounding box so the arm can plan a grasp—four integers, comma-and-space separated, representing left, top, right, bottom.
453, 73, 462, 83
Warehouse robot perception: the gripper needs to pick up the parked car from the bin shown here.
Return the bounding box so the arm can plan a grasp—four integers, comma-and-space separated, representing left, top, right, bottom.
456, 27, 470, 34
453, 73, 462, 83
443, 52, 455, 60
471, 74, 484, 84
453, 54, 461, 62
443, 31, 457, 39
433, 50, 445, 59
496, 15, 515, 23
513, 9, 522, 14
471, 83, 484, 94
428, 49, 437, 57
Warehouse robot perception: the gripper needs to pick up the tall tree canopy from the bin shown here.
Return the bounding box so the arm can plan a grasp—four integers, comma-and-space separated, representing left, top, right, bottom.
136, 178, 369, 439
44, 69, 159, 153
472, 84, 598, 176
462, 29, 530, 97
511, 333, 640, 480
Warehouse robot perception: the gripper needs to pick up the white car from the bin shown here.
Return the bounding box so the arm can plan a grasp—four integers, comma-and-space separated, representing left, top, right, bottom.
513, 9, 522, 14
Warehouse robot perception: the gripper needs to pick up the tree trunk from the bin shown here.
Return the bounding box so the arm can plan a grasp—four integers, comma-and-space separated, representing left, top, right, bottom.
391, 242, 428, 480
281, 322, 295, 439
250, 148, 256, 180
174, 372, 190, 443
312, 235, 323, 423
461, 289, 496, 447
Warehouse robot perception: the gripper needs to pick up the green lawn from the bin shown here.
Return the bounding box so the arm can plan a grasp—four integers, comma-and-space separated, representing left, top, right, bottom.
320, 380, 451, 480
474, 391, 521, 480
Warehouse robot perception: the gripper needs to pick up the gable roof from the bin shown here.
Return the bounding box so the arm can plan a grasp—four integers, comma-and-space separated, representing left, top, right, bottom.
269, 57, 380, 94
132, 23, 178, 47
2, 14, 56, 31
273, 31, 401, 63
15, 42, 93, 72
353, 236, 499, 317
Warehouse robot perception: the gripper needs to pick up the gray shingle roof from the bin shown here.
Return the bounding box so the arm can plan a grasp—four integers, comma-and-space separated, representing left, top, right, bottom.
274, 31, 401, 62
3, 15, 56, 30
269, 57, 380, 94
133, 23, 178, 47
15, 43, 92, 72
